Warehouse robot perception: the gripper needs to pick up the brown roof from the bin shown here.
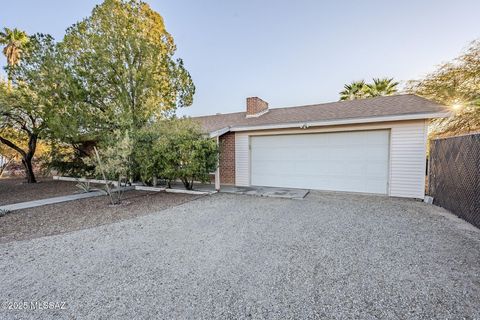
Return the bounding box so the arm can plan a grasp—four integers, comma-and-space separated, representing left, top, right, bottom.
193, 94, 448, 133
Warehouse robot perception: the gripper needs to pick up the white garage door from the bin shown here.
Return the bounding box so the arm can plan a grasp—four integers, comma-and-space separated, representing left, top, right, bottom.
250, 130, 390, 194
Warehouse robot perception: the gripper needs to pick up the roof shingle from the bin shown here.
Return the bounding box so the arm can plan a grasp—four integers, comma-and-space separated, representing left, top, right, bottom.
192, 94, 448, 133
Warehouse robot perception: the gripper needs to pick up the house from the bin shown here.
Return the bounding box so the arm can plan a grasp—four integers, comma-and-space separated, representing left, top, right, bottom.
194, 94, 449, 199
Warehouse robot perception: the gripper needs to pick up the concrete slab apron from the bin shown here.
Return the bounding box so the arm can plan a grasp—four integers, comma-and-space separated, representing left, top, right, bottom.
222, 186, 309, 199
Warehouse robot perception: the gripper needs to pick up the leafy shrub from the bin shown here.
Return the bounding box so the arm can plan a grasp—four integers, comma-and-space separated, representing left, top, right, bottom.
135, 119, 218, 189
44, 142, 95, 177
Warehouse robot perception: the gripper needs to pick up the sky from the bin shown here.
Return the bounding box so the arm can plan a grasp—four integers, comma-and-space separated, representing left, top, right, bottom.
1, 0, 479, 116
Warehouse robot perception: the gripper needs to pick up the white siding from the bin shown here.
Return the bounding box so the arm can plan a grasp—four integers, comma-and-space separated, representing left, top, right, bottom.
235, 132, 250, 186
234, 120, 428, 199
389, 120, 427, 199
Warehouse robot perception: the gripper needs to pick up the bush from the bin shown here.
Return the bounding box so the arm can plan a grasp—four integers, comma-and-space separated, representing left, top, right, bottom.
91, 131, 133, 182
83, 130, 133, 205
135, 119, 218, 189
42, 140, 96, 178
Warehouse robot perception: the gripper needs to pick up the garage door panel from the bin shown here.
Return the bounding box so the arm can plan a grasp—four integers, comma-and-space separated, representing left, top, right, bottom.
250, 130, 389, 194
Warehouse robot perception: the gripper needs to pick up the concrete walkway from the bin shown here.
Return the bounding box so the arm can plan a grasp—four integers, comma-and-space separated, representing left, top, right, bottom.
0, 191, 105, 212
0, 184, 308, 213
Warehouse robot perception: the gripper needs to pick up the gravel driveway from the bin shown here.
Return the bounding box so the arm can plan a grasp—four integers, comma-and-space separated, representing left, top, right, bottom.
1, 192, 479, 319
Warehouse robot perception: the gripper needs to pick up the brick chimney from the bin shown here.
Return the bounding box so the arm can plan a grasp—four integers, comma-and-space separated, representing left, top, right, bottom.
246, 97, 269, 117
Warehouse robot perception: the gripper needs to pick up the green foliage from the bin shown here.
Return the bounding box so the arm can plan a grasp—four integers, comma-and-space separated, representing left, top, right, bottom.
365, 78, 399, 97
407, 40, 480, 137
339, 80, 367, 101
44, 141, 95, 177
58, 0, 195, 137
135, 119, 218, 189
339, 78, 399, 101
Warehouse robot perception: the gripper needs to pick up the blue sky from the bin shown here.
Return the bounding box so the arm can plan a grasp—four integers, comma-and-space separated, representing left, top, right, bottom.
1, 0, 479, 116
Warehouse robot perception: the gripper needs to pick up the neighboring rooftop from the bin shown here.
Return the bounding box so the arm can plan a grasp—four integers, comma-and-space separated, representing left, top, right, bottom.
193, 94, 449, 133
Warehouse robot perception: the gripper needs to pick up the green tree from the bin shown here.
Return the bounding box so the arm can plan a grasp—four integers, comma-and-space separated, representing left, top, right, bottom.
408, 40, 480, 136
339, 80, 367, 101
58, 0, 195, 139
0, 82, 40, 182
365, 78, 399, 97
0, 34, 58, 183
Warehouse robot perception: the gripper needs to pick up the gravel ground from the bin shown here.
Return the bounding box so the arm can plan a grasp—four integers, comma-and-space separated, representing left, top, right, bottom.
0, 178, 79, 205
0, 191, 198, 244
0, 191, 479, 319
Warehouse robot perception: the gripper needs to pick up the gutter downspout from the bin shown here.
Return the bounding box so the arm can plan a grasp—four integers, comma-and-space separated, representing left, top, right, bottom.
215, 135, 220, 191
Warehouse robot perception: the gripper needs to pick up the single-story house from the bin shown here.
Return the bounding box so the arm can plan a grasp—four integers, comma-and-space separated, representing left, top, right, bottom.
194, 94, 449, 199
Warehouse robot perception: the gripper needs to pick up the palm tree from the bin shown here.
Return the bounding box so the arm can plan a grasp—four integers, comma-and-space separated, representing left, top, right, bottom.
365, 78, 399, 97
339, 80, 368, 101
0, 28, 29, 67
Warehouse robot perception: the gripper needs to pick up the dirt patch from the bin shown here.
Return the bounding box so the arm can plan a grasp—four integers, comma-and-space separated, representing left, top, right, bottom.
0, 177, 81, 205
0, 190, 199, 244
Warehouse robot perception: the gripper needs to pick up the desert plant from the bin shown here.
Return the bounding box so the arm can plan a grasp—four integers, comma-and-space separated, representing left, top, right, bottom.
93, 147, 121, 205
0, 208, 11, 217
75, 181, 92, 193
90, 131, 133, 204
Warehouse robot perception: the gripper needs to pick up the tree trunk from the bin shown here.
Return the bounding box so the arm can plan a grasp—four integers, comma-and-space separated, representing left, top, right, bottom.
0, 133, 38, 183
0, 107, 40, 181
181, 177, 193, 190
22, 156, 36, 183
22, 134, 38, 183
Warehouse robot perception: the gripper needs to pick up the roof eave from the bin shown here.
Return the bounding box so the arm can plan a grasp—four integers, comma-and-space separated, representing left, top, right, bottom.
228, 111, 451, 133
208, 126, 231, 138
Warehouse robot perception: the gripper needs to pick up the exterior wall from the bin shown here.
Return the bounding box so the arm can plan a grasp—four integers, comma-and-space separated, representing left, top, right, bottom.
219, 132, 236, 185
389, 120, 428, 199
233, 120, 428, 199
235, 132, 250, 186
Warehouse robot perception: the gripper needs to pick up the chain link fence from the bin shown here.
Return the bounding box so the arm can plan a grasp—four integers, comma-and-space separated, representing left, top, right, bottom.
429, 133, 480, 229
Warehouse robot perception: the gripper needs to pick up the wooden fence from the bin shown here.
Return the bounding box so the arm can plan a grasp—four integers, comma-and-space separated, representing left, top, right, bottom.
429, 133, 480, 229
